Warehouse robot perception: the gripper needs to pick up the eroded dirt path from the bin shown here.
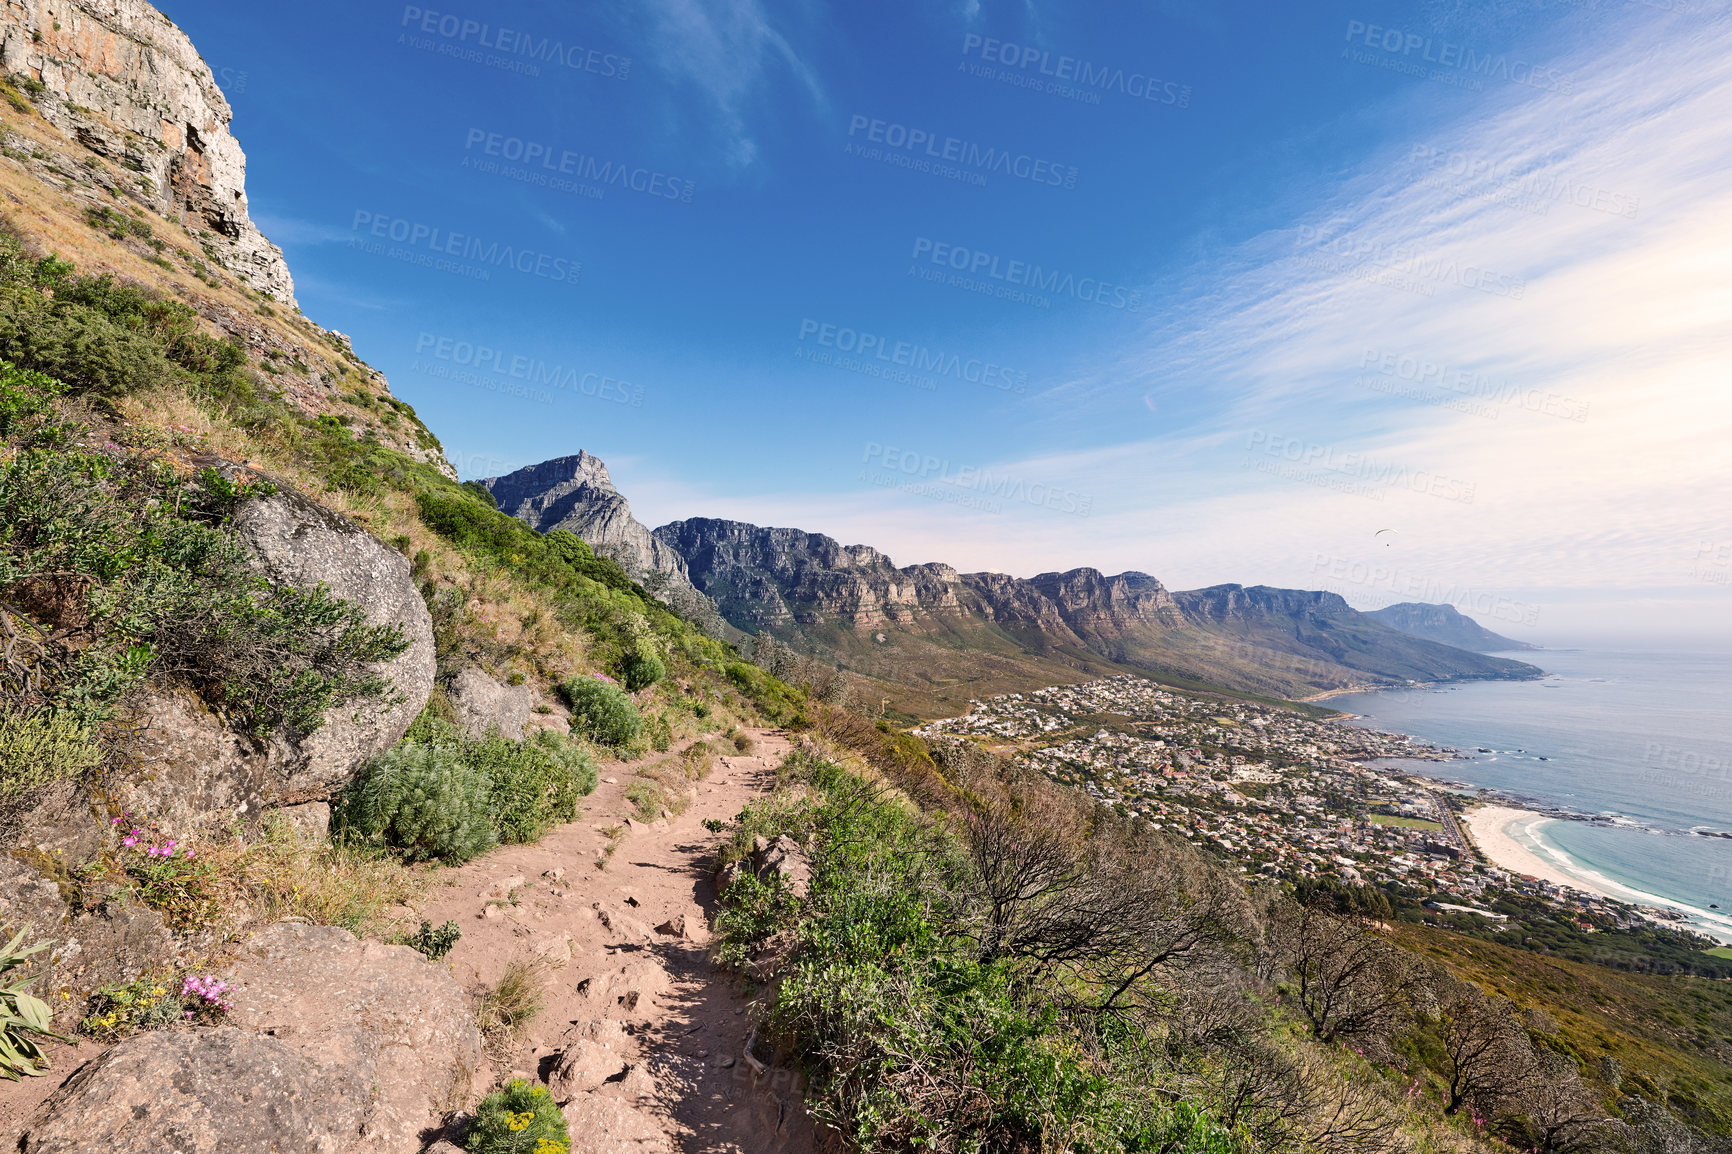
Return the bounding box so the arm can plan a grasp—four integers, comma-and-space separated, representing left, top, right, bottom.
417, 726, 814, 1153
1, 727, 814, 1154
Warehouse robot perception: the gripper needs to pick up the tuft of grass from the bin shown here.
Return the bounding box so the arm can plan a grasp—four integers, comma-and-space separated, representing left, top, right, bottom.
476, 957, 545, 1065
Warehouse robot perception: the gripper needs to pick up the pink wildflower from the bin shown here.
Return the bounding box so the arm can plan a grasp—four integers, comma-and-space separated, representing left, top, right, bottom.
121, 837, 136, 847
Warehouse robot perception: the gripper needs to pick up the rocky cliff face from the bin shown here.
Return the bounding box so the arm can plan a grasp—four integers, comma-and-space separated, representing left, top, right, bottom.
0, 0, 295, 303
487, 453, 692, 584
651, 514, 1543, 704
655, 517, 964, 630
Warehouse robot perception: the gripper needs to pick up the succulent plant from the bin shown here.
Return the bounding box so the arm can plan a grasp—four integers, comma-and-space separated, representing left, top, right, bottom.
0, 924, 68, 1080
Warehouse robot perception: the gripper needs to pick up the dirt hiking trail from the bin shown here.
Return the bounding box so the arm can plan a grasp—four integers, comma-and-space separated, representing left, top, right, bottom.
0, 727, 816, 1154
420, 726, 817, 1153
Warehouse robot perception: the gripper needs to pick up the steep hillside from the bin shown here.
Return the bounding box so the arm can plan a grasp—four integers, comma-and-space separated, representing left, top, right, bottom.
1367, 601, 1538, 652
0, 0, 451, 473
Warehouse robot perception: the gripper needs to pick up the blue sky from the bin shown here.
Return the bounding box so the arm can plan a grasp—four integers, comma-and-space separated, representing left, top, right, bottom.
162, 0, 1732, 644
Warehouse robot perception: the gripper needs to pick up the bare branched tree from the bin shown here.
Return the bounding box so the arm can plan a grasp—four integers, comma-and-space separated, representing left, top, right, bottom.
1432, 976, 1532, 1117
1269, 897, 1412, 1045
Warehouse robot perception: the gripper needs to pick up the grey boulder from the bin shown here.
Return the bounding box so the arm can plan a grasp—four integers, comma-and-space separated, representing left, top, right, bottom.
20, 1026, 368, 1153
448, 665, 534, 740
231, 488, 435, 802
221, 921, 482, 1152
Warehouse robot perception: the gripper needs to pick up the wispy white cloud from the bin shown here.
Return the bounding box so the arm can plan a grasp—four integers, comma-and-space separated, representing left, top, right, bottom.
623, 7, 1732, 639
634, 0, 828, 168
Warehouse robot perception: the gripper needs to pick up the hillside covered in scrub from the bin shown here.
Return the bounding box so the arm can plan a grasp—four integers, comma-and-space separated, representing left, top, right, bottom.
0, 3, 1729, 1154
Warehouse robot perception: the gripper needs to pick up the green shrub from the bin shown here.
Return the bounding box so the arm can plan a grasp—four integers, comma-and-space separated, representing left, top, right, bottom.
467, 732, 582, 845
334, 741, 496, 864
402, 919, 461, 961
529, 728, 598, 796
0, 448, 408, 734
467, 1078, 568, 1154
0, 711, 100, 798
558, 676, 641, 748
619, 646, 665, 692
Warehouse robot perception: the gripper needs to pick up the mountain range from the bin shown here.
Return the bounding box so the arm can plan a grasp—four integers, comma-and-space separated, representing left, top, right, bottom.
484, 455, 1543, 715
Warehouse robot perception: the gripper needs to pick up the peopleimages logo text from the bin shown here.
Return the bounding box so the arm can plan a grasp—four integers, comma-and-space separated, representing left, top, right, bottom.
960, 34, 1190, 107
910, 238, 1141, 310
414, 333, 642, 405
463, 130, 694, 202
399, 7, 630, 78
1296, 225, 1525, 299
862, 443, 1091, 516
797, 320, 1027, 393
349, 211, 580, 284
846, 115, 1078, 189
1343, 20, 1572, 94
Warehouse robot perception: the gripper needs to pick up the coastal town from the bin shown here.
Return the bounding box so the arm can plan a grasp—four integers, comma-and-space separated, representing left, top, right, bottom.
915, 676, 1699, 946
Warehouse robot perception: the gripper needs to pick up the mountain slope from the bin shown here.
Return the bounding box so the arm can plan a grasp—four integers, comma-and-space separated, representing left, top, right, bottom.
648, 514, 1542, 714
1366, 601, 1538, 652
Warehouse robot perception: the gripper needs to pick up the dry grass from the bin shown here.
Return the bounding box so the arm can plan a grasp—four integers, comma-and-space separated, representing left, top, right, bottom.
232, 817, 427, 937
476, 957, 546, 1065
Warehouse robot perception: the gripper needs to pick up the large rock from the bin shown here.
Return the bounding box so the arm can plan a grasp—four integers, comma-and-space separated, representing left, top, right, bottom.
221, 921, 482, 1152
547, 1019, 631, 1101
448, 665, 533, 740
232, 489, 435, 803
0, 0, 296, 303
19, 1027, 368, 1153
123, 687, 267, 827
0, 857, 175, 1000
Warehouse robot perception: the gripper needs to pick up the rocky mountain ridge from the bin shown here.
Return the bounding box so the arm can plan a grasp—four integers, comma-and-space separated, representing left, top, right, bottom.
644, 492, 1542, 711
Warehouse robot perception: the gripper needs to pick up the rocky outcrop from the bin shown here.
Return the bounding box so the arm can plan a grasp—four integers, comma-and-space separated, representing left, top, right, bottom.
232, 488, 435, 803
20, 1027, 369, 1153
0, 0, 296, 304
123, 688, 266, 826
486, 453, 691, 586
448, 665, 533, 740
654, 517, 965, 630
0, 857, 176, 1001
220, 921, 483, 1152
652, 516, 1542, 699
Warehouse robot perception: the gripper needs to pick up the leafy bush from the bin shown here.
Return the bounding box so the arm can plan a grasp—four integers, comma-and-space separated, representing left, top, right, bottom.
529, 727, 598, 796
1, 925, 65, 1079
0, 444, 408, 735
0, 710, 100, 799
468, 1079, 568, 1154
559, 676, 641, 748
403, 919, 461, 961
619, 645, 665, 691
334, 741, 497, 864
467, 732, 584, 845
714, 750, 1244, 1153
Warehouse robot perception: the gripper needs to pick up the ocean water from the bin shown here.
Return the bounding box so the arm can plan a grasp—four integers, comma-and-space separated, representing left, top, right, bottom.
1329, 647, 1732, 941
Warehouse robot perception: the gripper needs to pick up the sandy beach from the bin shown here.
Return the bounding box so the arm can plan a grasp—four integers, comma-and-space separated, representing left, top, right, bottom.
1462, 805, 1625, 900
